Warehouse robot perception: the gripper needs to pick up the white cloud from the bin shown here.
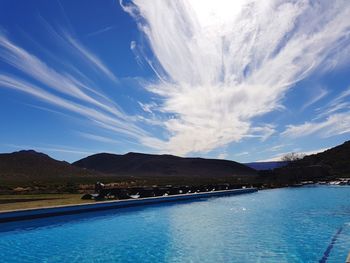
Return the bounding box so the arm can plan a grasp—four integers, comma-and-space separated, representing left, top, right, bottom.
122, 0, 350, 155
300, 87, 328, 112
38, 17, 118, 83
130, 40, 136, 50
138, 101, 157, 113
282, 113, 350, 138
217, 152, 228, 159
0, 33, 151, 142
63, 31, 118, 82
0, 33, 120, 116
316, 86, 350, 119
0, 74, 145, 137
4, 143, 97, 156
249, 125, 276, 142
86, 25, 116, 37
77, 132, 121, 144
235, 152, 249, 157
265, 144, 289, 152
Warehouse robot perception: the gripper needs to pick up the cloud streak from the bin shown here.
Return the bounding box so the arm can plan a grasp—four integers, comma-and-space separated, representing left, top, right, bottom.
300, 87, 328, 112
63, 31, 119, 82
316, 86, 350, 119
4, 143, 97, 156
86, 25, 117, 37
0, 32, 149, 142
122, 0, 350, 155
38, 17, 118, 83
282, 112, 350, 139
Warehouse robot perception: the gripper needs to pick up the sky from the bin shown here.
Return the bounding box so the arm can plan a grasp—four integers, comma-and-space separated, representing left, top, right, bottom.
0, 0, 349, 163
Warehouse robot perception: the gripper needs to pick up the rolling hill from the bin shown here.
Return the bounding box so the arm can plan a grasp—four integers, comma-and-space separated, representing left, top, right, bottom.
0, 150, 257, 192
0, 150, 102, 187
258, 140, 350, 185
294, 140, 350, 176
1, 140, 348, 193
73, 152, 257, 178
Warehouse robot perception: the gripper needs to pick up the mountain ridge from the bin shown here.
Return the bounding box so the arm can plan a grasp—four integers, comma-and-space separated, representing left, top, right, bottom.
1, 140, 349, 193
0, 150, 102, 187
73, 152, 257, 178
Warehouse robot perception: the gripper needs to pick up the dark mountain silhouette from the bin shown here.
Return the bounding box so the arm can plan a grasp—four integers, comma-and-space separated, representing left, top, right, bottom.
293, 140, 350, 176
1, 140, 348, 192
73, 152, 257, 178
258, 140, 350, 185
0, 150, 101, 186
0, 150, 256, 193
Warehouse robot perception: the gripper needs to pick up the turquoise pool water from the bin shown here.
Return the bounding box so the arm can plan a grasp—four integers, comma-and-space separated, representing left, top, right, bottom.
1, 186, 350, 262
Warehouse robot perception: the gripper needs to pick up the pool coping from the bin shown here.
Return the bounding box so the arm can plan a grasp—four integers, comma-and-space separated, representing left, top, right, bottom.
0, 188, 257, 223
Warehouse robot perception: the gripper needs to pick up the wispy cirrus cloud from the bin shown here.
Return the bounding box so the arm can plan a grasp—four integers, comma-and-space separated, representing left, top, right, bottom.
0, 74, 145, 138
122, 0, 350, 155
282, 112, 350, 139
282, 85, 350, 140
63, 32, 119, 83
300, 87, 328, 112
217, 152, 228, 159
0, 32, 116, 111
4, 143, 97, 156
316, 86, 350, 119
38, 17, 118, 83
86, 25, 117, 38
77, 132, 121, 144
0, 32, 149, 141
235, 151, 249, 157
263, 144, 289, 153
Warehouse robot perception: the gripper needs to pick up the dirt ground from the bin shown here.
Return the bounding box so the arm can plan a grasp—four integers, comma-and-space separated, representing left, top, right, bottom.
0, 194, 93, 212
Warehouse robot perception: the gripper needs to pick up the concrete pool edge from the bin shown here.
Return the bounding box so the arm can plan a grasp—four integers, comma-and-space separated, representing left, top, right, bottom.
0, 188, 257, 223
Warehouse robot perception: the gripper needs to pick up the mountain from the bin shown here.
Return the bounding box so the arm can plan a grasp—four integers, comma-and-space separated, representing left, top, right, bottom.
245, 161, 289, 171
0, 150, 256, 193
294, 140, 350, 176
0, 150, 101, 187
73, 152, 257, 179
258, 140, 350, 186
1, 140, 348, 193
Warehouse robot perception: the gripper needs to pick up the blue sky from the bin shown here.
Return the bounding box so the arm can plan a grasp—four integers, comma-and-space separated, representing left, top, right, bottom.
0, 0, 349, 163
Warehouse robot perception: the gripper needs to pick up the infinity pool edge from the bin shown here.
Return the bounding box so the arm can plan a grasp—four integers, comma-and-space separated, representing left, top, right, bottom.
0, 188, 258, 223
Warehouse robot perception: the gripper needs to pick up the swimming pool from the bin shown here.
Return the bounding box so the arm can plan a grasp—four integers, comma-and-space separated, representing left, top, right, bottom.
1, 186, 350, 262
